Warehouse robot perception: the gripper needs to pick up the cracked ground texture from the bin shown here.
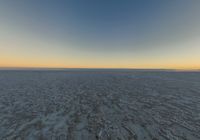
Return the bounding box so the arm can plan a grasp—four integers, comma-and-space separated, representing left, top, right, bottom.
0, 70, 200, 140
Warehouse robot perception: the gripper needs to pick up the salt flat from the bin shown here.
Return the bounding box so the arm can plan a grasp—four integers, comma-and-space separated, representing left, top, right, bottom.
0, 70, 200, 140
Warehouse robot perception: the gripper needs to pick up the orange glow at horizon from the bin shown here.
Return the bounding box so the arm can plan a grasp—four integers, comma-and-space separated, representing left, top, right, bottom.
1, 54, 200, 70
0, 1, 200, 70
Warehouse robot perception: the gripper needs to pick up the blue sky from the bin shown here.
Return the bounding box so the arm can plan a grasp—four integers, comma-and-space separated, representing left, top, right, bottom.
0, 0, 200, 69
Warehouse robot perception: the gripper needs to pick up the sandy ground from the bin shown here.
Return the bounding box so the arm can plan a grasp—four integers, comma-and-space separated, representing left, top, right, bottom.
0, 70, 200, 140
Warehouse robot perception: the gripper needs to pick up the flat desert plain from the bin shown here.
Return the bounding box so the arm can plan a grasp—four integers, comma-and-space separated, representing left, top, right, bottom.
0, 70, 200, 140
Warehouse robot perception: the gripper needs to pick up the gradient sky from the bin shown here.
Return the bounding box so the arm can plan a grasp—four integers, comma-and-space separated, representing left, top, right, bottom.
0, 0, 200, 69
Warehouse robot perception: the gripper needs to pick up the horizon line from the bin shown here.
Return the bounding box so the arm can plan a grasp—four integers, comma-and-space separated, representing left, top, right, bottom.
0, 67, 199, 72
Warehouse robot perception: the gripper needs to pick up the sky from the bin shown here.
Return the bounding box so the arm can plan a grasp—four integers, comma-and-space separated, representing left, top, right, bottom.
0, 0, 200, 69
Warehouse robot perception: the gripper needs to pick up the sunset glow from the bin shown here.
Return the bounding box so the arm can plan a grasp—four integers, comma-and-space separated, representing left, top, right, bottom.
0, 1, 200, 69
